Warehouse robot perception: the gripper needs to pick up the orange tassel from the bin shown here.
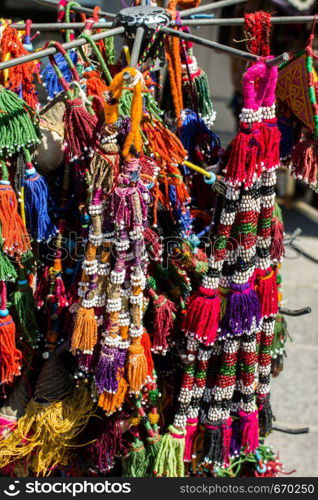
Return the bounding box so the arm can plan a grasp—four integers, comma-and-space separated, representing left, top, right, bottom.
70, 307, 97, 354
104, 67, 143, 157
0, 282, 22, 384
126, 339, 147, 394
0, 183, 30, 258
140, 330, 154, 378
98, 375, 127, 415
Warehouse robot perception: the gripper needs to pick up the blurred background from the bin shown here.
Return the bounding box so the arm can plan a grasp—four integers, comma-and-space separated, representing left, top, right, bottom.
1, 0, 318, 477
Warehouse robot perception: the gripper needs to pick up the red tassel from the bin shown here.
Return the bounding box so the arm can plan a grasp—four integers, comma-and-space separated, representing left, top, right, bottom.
0, 27, 39, 109
143, 227, 162, 262
222, 417, 232, 466
0, 282, 22, 385
262, 118, 281, 171
140, 330, 154, 379
224, 122, 264, 188
238, 410, 259, 453
291, 132, 318, 189
64, 98, 98, 162
255, 268, 278, 318
183, 286, 220, 346
184, 418, 198, 462
148, 289, 176, 355
270, 216, 284, 262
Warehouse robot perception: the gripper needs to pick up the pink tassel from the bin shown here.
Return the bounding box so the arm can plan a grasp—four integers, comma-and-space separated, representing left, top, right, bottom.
148, 288, 176, 355
255, 268, 278, 318
222, 417, 232, 466
184, 418, 199, 462
183, 286, 220, 345
238, 410, 259, 453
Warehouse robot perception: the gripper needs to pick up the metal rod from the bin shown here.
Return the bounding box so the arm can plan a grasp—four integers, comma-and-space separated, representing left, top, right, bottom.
162, 26, 258, 62
10, 22, 113, 30
180, 0, 249, 18
162, 27, 288, 64
173, 16, 318, 26
272, 424, 310, 435
279, 307, 312, 316
267, 52, 290, 66
290, 241, 318, 265
131, 27, 145, 68
33, 0, 116, 19
0, 26, 125, 71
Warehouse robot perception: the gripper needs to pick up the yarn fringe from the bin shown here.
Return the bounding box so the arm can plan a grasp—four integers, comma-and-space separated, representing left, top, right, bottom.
0, 387, 94, 476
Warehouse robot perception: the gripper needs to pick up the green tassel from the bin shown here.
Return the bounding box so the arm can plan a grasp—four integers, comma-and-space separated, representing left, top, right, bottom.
273, 202, 283, 223
146, 434, 162, 476
0, 252, 17, 282
105, 35, 115, 65
119, 90, 163, 123
153, 425, 186, 477
11, 270, 39, 347
122, 439, 149, 477
0, 86, 40, 156
271, 314, 291, 376
194, 71, 215, 124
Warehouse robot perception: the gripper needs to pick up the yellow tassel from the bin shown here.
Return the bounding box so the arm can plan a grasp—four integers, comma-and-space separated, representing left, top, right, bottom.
70, 307, 97, 354
98, 375, 127, 416
0, 387, 94, 476
126, 340, 147, 394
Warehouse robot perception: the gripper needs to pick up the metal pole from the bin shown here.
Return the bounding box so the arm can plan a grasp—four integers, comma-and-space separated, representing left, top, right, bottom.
130, 27, 145, 68
173, 16, 318, 26
10, 22, 113, 30
33, 0, 116, 19
0, 26, 125, 71
180, 0, 249, 18
162, 27, 289, 64
161, 26, 258, 62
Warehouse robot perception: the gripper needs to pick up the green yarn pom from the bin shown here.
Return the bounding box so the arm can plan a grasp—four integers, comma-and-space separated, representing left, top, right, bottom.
153, 425, 185, 477
0, 86, 40, 156
0, 252, 17, 282
122, 439, 149, 477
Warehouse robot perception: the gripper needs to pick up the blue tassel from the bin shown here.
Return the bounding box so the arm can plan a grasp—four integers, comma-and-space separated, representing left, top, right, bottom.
277, 115, 294, 160
180, 109, 221, 173
41, 50, 78, 100
24, 167, 57, 242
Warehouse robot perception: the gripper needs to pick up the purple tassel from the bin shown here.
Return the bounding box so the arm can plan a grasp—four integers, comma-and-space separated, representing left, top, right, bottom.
95, 345, 126, 394
220, 282, 260, 339
230, 417, 241, 457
